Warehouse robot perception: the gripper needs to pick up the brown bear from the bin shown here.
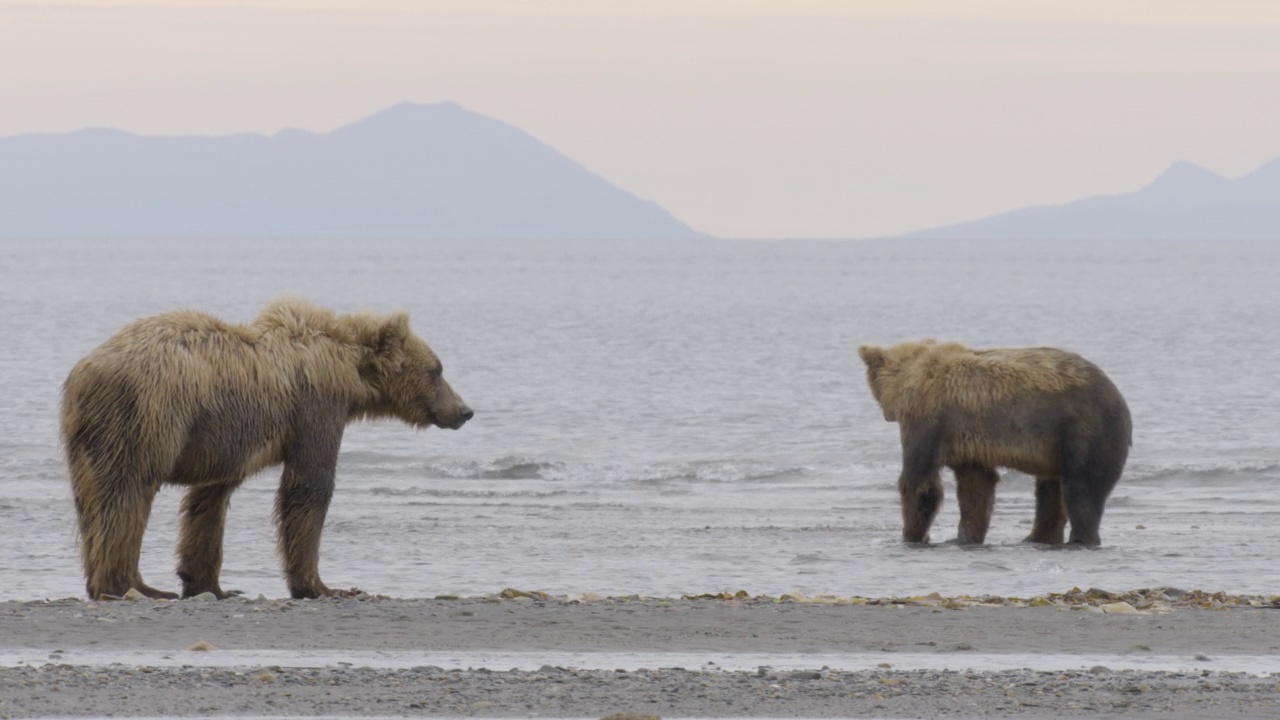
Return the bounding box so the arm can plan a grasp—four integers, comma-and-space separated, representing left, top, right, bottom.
60, 298, 472, 600
857, 340, 1131, 547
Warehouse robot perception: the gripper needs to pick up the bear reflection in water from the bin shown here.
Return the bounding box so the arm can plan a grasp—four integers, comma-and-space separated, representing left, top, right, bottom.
60, 298, 472, 601
858, 340, 1131, 547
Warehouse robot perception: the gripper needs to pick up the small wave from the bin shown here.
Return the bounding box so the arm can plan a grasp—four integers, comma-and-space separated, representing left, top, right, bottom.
339, 449, 406, 465
360, 455, 837, 486
1125, 461, 1280, 485
0, 455, 67, 482
421, 457, 568, 481
628, 461, 812, 486
342, 452, 571, 481
340, 453, 928, 497
788, 551, 839, 565
350, 454, 1280, 488
369, 486, 580, 499
692, 524, 855, 535
1105, 495, 1139, 507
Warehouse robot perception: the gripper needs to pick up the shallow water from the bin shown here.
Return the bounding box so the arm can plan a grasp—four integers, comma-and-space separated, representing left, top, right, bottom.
2, 238, 1279, 601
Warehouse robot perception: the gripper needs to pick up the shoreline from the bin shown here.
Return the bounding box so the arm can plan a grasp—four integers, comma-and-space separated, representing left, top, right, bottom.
3, 591, 1279, 718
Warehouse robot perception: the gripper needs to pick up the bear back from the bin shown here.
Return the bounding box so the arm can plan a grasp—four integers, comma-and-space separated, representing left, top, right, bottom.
859, 340, 1101, 422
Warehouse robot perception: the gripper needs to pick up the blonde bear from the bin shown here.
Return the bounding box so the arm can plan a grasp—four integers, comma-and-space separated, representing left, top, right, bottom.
61, 299, 472, 600
858, 340, 1131, 546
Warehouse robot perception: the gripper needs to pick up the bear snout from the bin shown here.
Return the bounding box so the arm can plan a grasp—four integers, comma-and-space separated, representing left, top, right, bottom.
436, 404, 473, 429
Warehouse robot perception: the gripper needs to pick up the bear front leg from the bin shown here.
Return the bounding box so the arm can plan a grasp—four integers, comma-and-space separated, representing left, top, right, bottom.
177, 480, 242, 598
276, 464, 339, 599
275, 410, 356, 599
953, 465, 999, 544
900, 470, 943, 544
1026, 476, 1067, 545
897, 420, 943, 544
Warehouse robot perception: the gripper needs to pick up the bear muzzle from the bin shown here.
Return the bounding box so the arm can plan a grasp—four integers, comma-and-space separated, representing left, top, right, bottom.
433, 404, 473, 430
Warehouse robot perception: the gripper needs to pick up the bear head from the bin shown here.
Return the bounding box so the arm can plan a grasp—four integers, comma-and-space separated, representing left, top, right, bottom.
857, 340, 938, 422
357, 312, 473, 430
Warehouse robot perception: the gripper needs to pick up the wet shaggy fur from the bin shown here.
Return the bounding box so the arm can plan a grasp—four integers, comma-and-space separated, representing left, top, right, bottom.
60, 299, 473, 600
858, 340, 1131, 547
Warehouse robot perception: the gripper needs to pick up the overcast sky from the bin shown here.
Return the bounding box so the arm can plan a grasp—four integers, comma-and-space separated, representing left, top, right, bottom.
3, 1, 1278, 238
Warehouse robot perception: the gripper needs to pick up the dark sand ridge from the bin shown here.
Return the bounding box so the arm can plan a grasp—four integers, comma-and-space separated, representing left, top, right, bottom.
2, 590, 1279, 718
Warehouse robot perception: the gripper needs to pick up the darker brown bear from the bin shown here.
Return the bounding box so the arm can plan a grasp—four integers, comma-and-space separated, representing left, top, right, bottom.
60, 298, 472, 600
858, 340, 1131, 547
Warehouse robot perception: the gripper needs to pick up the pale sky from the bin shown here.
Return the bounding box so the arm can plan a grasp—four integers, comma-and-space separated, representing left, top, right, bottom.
2, 1, 1278, 238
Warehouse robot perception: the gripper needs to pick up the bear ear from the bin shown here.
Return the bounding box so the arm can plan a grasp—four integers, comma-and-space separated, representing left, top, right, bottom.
372, 312, 411, 355
857, 345, 885, 371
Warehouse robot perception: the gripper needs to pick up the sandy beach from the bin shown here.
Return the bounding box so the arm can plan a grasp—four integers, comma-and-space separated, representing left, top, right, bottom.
2, 590, 1279, 719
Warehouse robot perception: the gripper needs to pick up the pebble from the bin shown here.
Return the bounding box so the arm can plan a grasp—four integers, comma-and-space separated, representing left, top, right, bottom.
1101, 601, 1139, 614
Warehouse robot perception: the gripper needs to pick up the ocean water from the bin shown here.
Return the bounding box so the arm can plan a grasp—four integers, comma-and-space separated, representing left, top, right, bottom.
2, 237, 1278, 601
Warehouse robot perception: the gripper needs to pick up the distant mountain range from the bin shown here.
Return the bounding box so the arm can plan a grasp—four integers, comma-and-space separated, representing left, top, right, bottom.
902, 158, 1280, 241
0, 102, 703, 240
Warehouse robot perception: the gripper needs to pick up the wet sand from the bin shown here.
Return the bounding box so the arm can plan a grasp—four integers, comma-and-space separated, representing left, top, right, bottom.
3, 592, 1280, 718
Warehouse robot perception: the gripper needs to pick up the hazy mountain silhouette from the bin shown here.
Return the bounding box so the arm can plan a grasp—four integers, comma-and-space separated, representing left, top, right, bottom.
0, 102, 704, 240
902, 158, 1280, 240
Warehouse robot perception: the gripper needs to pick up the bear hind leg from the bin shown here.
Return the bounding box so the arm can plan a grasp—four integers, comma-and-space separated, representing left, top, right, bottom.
176, 480, 243, 599
131, 579, 179, 600
1061, 450, 1123, 546
1026, 476, 1067, 545
1063, 479, 1109, 546
79, 475, 165, 600
953, 465, 999, 544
